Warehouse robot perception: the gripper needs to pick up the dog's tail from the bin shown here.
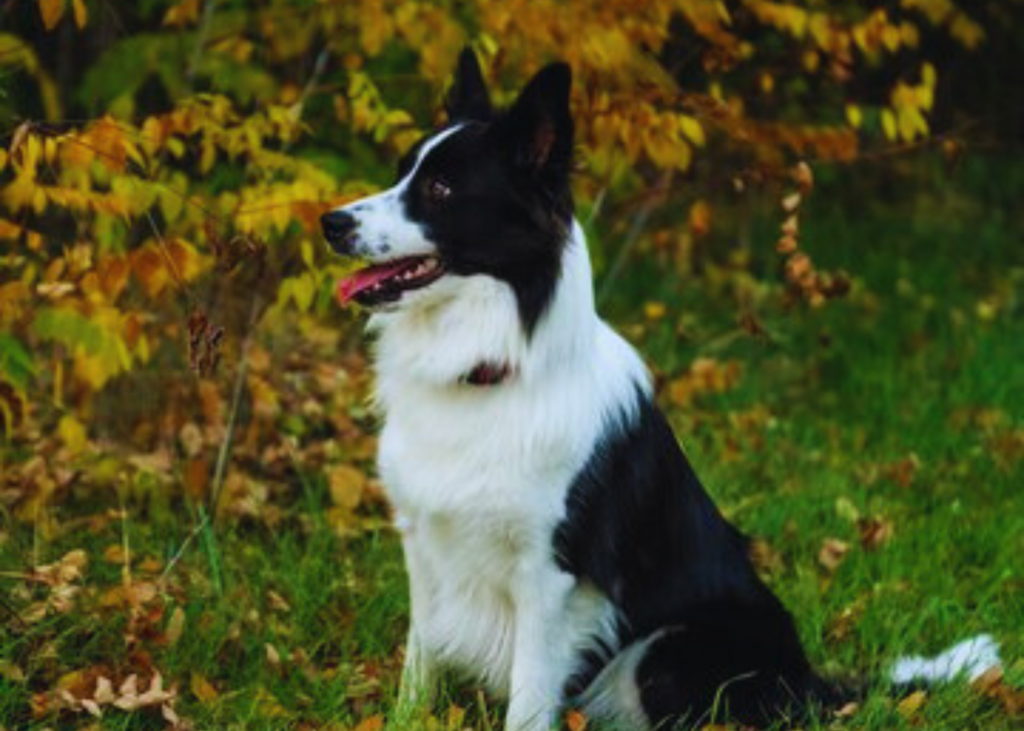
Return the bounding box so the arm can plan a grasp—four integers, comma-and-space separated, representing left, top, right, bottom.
889, 633, 1001, 686
576, 632, 1003, 729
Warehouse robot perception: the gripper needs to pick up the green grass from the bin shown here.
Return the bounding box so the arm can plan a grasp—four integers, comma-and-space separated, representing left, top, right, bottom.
2, 156, 1022, 730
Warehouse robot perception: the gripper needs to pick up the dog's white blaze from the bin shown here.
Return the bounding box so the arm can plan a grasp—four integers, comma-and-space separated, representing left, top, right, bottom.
332, 125, 465, 261
370, 221, 647, 727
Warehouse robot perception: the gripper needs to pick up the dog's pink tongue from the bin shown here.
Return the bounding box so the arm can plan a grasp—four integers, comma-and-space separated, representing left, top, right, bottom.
336, 261, 410, 305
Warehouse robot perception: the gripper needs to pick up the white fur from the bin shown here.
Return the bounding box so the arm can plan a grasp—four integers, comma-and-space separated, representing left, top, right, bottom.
367, 221, 647, 731
891, 633, 1001, 685
577, 632, 664, 731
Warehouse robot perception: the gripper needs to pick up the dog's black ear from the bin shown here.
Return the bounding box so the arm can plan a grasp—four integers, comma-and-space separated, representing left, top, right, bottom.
445, 48, 492, 122
494, 62, 573, 177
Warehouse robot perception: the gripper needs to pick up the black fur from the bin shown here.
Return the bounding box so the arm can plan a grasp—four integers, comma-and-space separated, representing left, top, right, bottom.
445, 47, 493, 122
393, 52, 574, 334
555, 390, 850, 727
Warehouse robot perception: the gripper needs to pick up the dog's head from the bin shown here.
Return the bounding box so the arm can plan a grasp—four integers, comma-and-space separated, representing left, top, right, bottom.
321, 49, 574, 334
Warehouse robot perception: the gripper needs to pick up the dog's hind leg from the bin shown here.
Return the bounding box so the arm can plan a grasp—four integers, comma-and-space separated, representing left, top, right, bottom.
633, 610, 849, 729
579, 603, 852, 730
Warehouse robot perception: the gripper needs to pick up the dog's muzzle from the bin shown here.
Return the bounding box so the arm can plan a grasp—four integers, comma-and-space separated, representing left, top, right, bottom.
321, 210, 359, 255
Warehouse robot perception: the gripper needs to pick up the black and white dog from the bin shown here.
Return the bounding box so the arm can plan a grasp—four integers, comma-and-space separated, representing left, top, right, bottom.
321, 50, 999, 731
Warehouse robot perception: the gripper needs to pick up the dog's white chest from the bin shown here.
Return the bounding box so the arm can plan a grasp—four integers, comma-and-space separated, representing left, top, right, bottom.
378, 384, 593, 692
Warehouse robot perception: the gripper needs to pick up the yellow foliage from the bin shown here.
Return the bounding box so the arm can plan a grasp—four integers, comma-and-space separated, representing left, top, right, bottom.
37, 0, 65, 32
58, 414, 87, 454
0, 0, 994, 444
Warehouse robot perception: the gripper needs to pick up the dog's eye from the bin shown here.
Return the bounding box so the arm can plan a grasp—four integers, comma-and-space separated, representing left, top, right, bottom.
426, 178, 452, 202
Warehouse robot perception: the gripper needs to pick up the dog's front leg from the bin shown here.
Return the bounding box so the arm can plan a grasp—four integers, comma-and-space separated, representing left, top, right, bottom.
506, 563, 576, 731
398, 620, 437, 709
397, 535, 439, 714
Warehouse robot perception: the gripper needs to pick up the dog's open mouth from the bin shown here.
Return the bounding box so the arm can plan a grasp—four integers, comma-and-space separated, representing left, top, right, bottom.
336, 256, 445, 306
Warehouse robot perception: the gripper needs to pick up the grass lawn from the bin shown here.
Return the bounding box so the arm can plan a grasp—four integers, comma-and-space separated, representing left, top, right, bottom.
2, 157, 1022, 730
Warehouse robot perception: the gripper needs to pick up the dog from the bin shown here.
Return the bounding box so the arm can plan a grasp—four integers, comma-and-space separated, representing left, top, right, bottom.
321, 49, 1001, 731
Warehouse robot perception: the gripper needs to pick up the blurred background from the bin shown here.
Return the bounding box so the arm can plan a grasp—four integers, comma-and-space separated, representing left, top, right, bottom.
1, 1, 1022, 730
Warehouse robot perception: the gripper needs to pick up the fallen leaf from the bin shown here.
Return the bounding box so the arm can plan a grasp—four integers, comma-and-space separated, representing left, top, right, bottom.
445, 703, 466, 730
103, 544, 127, 564
818, 538, 850, 573
0, 660, 25, 683
353, 714, 383, 731
896, 689, 927, 718
565, 709, 588, 731
748, 537, 784, 577
265, 642, 281, 667
793, 160, 814, 192
166, 607, 186, 646
858, 517, 894, 551
72, 0, 87, 27
94, 676, 115, 704
782, 192, 801, 212
38, 0, 66, 31
58, 414, 88, 454
973, 666, 1024, 716
190, 672, 219, 703
328, 464, 366, 510
834, 700, 860, 718
266, 590, 291, 613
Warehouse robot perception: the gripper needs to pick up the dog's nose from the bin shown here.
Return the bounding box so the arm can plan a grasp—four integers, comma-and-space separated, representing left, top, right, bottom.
321, 210, 358, 254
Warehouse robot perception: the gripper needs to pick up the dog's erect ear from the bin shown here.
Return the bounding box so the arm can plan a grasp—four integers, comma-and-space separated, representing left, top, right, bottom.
445, 48, 492, 122
494, 62, 573, 177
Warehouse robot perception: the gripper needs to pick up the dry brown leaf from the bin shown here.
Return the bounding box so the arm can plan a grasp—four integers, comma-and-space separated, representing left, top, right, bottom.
94, 676, 115, 704
688, 200, 712, 237
0, 660, 25, 683
896, 689, 927, 718
72, 0, 87, 27
80, 697, 102, 717
9, 122, 32, 159
166, 607, 186, 646
827, 595, 868, 642
265, 643, 282, 667
834, 700, 860, 718
793, 160, 814, 192
565, 709, 588, 731
190, 672, 219, 703
882, 454, 921, 489
858, 517, 894, 551
782, 192, 802, 212
267, 590, 291, 613
818, 538, 850, 573
748, 537, 784, 577
103, 544, 127, 564
445, 703, 466, 730
973, 666, 1024, 716
328, 464, 367, 510
353, 715, 384, 731
38, 0, 66, 31
183, 457, 210, 500
776, 235, 798, 254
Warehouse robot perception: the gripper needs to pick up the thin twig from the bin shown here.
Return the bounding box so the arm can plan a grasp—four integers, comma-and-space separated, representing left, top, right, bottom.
207, 292, 262, 520
0, 571, 49, 584
119, 493, 132, 589
597, 173, 672, 305
159, 511, 210, 583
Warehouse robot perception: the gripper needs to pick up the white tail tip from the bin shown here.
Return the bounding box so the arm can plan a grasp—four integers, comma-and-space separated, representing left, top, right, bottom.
891, 633, 1002, 685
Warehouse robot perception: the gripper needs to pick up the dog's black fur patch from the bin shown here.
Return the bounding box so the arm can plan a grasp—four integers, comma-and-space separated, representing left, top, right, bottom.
555, 389, 849, 726
393, 54, 574, 334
